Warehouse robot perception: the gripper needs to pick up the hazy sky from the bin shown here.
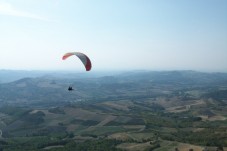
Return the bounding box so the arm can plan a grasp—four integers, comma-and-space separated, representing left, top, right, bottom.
0, 0, 227, 72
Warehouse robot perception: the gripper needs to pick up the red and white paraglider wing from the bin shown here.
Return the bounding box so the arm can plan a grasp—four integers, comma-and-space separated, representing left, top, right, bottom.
62, 52, 92, 71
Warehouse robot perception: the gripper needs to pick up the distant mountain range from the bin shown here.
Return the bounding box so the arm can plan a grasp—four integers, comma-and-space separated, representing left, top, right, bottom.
0, 70, 227, 107
0, 70, 124, 83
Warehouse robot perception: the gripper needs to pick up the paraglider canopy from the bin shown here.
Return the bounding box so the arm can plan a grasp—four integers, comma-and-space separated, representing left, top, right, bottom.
62, 52, 92, 71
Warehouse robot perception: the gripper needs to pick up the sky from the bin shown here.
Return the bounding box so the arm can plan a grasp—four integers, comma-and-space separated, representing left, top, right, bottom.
0, 0, 227, 72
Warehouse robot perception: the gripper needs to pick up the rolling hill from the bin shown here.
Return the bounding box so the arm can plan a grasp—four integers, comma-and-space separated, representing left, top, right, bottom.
0, 70, 227, 150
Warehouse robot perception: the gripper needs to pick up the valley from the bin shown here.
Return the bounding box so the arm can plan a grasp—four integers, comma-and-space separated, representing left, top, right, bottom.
0, 70, 227, 151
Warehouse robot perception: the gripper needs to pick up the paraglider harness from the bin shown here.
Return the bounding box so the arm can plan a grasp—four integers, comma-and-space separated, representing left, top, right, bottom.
68, 86, 74, 91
